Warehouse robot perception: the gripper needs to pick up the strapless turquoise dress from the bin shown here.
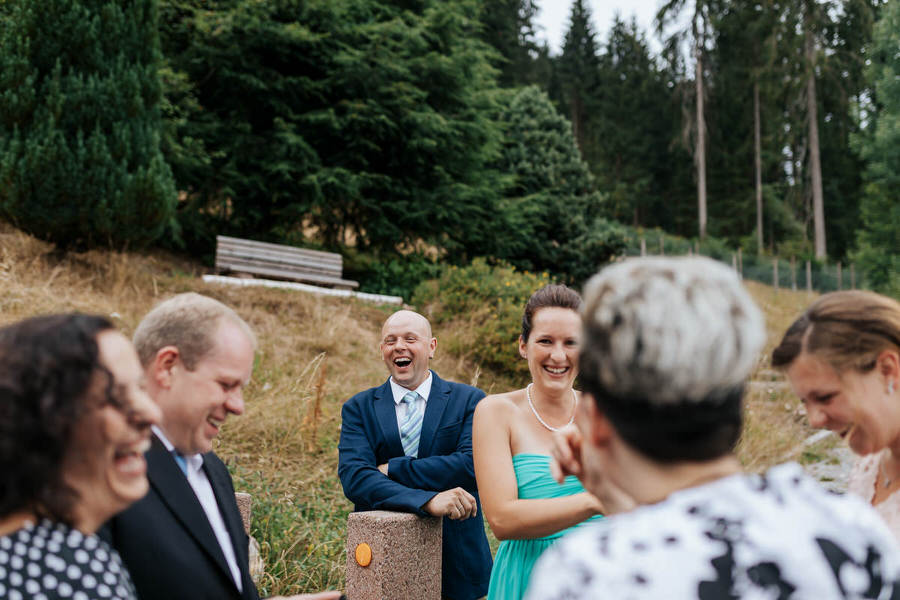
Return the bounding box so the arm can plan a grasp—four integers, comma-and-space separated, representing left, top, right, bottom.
486, 453, 603, 600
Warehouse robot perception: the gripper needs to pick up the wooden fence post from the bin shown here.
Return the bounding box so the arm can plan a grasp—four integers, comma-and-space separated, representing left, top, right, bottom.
837, 262, 842, 291
640, 237, 646, 257
773, 258, 779, 292
732, 253, 738, 273
738, 248, 743, 278
659, 237, 665, 256
806, 260, 812, 293
851, 263, 856, 289
791, 256, 797, 291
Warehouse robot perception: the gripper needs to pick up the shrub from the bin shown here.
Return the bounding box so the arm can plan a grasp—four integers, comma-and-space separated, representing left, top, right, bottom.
413, 258, 551, 381
559, 217, 630, 284
344, 251, 445, 301
0, 0, 176, 248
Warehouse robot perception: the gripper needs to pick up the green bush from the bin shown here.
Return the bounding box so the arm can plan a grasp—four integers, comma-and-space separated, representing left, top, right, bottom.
560, 217, 630, 284
413, 258, 551, 381
0, 0, 176, 249
344, 251, 445, 301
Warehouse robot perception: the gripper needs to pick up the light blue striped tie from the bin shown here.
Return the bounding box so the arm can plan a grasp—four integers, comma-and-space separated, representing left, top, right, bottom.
399, 391, 423, 457
172, 450, 188, 476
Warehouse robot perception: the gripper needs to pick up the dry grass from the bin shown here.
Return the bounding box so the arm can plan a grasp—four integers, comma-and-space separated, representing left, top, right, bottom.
0, 223, 834, 593
737, 280, 822, 471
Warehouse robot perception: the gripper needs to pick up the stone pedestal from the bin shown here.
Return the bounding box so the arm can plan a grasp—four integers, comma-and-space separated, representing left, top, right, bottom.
234, 492, 264, 583
345, 511, 442, 600
235, 492, 252, 534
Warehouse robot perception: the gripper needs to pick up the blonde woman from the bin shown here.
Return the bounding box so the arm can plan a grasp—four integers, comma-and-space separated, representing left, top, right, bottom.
773, 290, 900, 537
473, 284, 604, 600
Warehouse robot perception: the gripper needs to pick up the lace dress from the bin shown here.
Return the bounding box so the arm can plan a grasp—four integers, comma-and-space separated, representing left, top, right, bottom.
848, 450, 900, 540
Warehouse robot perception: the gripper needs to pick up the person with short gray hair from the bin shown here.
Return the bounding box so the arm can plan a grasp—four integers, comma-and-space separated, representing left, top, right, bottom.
526, 257, 900, 599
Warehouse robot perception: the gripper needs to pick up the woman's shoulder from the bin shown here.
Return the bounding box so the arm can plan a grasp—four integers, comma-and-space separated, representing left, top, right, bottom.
474, 389, 526, 421
478, 389, 525, 410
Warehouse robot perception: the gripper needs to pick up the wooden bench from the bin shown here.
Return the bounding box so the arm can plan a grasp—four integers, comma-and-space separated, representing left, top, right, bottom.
215, 235, 359, 290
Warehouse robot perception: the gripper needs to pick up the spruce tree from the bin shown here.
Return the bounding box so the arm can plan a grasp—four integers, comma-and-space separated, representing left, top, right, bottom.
479, 0, 543, 88
159, 0, 503, 261
493, 85, 624, 283
657, 0, 714, 240
558, 0, 602, 162
854, 0, 900, 294
0, 0, 176, 248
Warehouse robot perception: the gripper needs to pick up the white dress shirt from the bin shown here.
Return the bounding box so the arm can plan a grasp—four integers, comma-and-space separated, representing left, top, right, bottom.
152, 426, 243, 592
389, 370, 432, 431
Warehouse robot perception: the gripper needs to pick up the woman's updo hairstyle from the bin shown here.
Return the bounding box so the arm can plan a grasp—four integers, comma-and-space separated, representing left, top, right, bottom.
521, 284, 583, 342
772, 290, 900, 374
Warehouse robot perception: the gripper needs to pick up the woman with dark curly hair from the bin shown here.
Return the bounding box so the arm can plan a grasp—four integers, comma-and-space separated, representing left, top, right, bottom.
0, 314, 160, 599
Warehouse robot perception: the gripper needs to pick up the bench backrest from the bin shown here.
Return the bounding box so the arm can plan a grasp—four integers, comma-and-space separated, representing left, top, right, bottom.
216, 235, 343, 278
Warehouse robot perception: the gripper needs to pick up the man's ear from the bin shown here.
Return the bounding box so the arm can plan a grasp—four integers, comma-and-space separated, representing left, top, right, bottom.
150, 346, 181, 389
428, 337, 437, 360
582, 393, 614, 448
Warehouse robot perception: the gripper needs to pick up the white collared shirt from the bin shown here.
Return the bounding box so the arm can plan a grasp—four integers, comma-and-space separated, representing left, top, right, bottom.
152, 426, 243, 592
389, 371, 432, 432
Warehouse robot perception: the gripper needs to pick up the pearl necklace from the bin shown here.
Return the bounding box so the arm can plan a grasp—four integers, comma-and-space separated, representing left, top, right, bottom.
526, 383, 577, 432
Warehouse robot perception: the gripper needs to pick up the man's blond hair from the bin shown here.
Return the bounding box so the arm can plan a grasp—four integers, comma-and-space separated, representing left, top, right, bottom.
133, 292, 256, 369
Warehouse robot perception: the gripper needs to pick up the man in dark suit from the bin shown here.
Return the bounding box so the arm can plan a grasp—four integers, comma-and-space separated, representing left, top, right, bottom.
101, 293, 338, 600
338, 310, 493, 600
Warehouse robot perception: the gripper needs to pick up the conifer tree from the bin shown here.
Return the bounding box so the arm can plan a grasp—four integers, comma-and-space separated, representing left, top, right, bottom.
480, 0, 544, 87
657, 0, 714, 240
493, 85, 624, 283
0, 0, 176, 248
559, 0, 601, 161
854, 0, 899, 294
159, 0, 502, 261
592, 17, 682, 228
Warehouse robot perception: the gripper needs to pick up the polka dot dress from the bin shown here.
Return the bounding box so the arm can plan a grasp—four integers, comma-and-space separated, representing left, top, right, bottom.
0, 519, 136, 600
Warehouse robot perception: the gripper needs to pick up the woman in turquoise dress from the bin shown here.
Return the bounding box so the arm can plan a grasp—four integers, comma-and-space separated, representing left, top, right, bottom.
473, 285, 605, 600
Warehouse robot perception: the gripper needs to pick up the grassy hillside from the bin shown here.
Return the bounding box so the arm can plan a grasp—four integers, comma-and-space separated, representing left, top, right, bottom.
0, 224, 826, 595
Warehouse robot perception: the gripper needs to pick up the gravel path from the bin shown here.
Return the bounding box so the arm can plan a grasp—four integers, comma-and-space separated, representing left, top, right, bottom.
796, 430, 856, 493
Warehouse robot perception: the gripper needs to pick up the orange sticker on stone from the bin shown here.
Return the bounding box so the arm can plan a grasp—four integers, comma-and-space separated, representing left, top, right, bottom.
355, 542, 372, 567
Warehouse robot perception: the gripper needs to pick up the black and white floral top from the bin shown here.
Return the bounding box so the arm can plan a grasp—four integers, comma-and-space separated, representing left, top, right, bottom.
0, 519, 136, 600
526, 463, 900, 599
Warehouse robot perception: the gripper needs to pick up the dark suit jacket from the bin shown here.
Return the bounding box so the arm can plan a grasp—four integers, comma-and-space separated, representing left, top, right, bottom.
100, 435, 259, 600
338, 371, 492, 600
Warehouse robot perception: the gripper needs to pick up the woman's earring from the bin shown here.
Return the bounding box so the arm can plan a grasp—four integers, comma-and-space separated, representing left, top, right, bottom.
890, 380, 896, 395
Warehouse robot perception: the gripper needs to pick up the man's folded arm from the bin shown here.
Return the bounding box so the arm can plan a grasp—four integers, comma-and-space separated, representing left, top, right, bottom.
384, 390, 482, 492
338, 401, 438, 515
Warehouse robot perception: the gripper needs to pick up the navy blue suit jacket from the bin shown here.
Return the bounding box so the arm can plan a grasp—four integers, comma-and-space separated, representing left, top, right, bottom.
338, 372, 492, 600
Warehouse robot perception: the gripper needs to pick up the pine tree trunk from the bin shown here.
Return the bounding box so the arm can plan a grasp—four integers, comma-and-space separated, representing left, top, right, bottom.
805, 4, 826, 259
754, 81, 763, 253
695, 46, 707, 240
571, 94, 583, 152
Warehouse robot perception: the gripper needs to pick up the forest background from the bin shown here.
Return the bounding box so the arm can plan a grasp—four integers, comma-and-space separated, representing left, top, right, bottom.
1, 0, 898, 299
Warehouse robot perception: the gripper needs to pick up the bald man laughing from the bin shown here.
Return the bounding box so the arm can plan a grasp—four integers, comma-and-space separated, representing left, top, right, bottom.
338, 311, 492, 600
